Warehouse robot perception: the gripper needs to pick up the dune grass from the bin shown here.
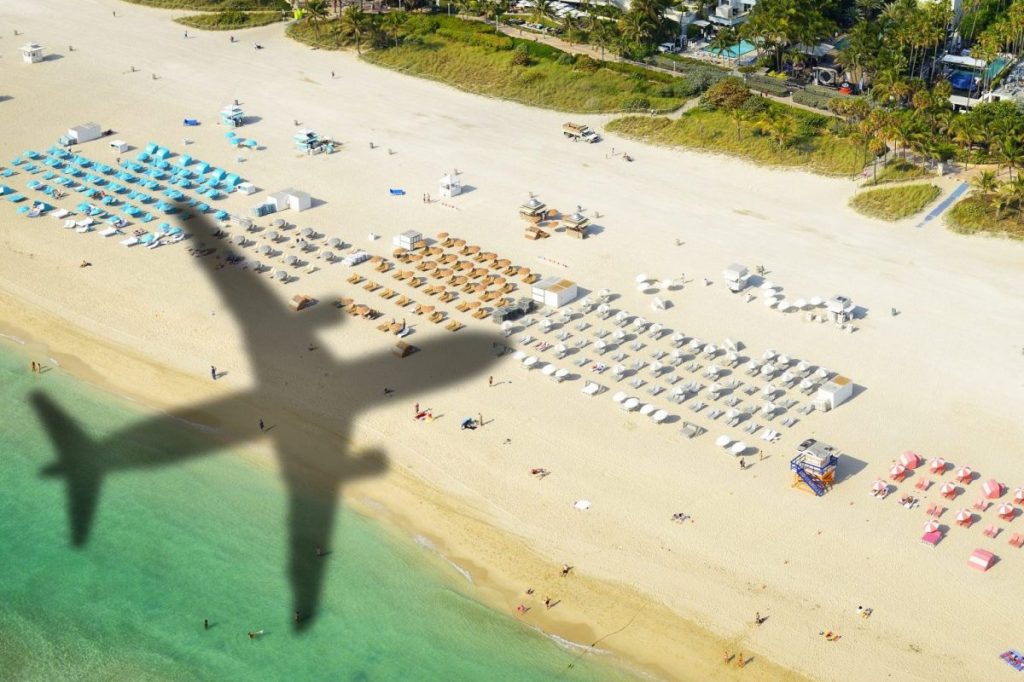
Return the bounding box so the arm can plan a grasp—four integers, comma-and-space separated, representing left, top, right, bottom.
946, 193, 1024, 240
863, 159, 928, 186
849, 183, 941, 220
288, 17, 691, 114
605, 108, 868, 176
175, 10, 283, 30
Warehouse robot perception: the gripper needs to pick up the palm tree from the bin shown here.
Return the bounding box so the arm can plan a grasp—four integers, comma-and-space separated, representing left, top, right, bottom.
708, 26, 738, 62
972, 170, 999, 197
339, 6, 370, 55
305, 0, 330, 39
590, 19, 615, 61
997, 137, 1024, 180
380, 10, 404, 47
529, 0, 554, 25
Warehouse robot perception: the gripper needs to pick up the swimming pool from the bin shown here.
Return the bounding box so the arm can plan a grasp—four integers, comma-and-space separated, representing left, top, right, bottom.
708, 40, 756, 59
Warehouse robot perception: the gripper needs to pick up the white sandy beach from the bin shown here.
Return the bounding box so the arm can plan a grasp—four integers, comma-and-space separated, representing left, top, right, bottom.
2, 1, 1024, 680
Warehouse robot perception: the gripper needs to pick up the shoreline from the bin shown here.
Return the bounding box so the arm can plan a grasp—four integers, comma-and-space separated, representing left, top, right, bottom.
0, 291, 799, 682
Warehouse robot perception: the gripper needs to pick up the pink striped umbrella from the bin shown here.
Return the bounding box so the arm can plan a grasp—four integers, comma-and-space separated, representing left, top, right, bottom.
982, 479, 1003, 499
923, 520, 940, 533
1014, 488, 1024, 504
955, 466, 973, 483
872, 479, 887, 493
928, 457, 947, 474
889, 464, 907, 480
997, 503, 1016, 519
899, 450, 922, 469
940, 482, 957, 498
955, 509, 972, 522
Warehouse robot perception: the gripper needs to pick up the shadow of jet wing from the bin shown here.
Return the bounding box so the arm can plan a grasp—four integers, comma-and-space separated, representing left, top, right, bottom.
315, 329, 504, 417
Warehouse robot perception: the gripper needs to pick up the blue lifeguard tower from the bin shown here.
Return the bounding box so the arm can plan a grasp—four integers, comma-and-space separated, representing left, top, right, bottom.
790, 438, 840, 496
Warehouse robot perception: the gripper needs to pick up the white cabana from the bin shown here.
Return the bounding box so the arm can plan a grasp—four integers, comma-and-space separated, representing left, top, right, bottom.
21, 42, 43, 63
439, 171, 462, 198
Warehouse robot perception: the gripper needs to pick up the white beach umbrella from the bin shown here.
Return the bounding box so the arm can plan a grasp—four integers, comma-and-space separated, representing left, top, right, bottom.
797, 361, 812, 373
639, 403, 656, 416
715, 435, 732, 448
267, 230, 279, 241
731, 441, 747, 455
622, 397, 640, 411
689, 338, 704, 350
554, 368, 569, 381
763, 296, 780, 307
597, 288, 611, 300
597, 304, 610, 316
612, 364, 626, 376
794, 298, 808, 309
778, 300, 794, 312
274, 269, 288, 281
671, 333, 685, 345
523, 356, 539, 368
541, 364, 557, 376
554, 343, 568, 356
809, 296, 824, 306
762, 383, 777, 396
649, 323, 663, 337
703, 344, 718, 357
814, 367, 830, 380
760, 280, 775, 289
633, 317, 648, 329
573, 499, 592, 511
613, 329, 626, 341
258, 244, 271, 255
635, 273, 649, 284
762, 402, 776, 414
760, 363, 776, 376
762, 349, 777, 361
652, 409, 668, 423
512, 350, 526, 361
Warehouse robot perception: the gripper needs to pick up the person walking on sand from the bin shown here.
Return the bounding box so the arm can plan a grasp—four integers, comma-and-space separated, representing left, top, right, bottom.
544, 597, 552, 609
478, 413, 483, 428
561, 564, 572, 577
210, 365, 217, 381
414, 402, 419, 415
204, 619, 209, 630
316, 545, 323, 557
739, 458, 746, 470
259, 418, 264, 432
488, 375, 493, 387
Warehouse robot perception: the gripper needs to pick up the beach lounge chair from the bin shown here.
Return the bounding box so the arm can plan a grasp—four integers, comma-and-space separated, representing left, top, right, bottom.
915, 479, 932, 491
920, 530, 942, 547
973, 499, 989, 512
445, 320, 463, 332
581, 382, 604, 396
1009, 533, 1024, 548
983, 524, 999, 538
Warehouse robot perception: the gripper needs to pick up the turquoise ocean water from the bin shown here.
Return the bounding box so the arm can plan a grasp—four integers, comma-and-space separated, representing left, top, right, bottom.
0, 344, 635, 681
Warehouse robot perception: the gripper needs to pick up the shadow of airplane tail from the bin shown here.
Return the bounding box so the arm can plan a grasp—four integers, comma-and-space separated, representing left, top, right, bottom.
30, 391, 102, 547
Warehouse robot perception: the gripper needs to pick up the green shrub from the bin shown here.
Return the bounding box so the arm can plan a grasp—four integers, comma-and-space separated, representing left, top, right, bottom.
745, 76, 790, 97
701, 77, 750, 110
849, 184, 941, 220
792, 90, 836, 110
511, 44, 530, 66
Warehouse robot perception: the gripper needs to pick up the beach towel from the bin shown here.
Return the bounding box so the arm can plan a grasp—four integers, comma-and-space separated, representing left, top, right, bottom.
1002, 650, 1024, 672
389, 189, 406, 196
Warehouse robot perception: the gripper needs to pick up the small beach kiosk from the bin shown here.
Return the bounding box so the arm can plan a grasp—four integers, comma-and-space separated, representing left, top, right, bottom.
392, 229, 422, 250
220, 104, 245, 128
722, 263, 751, 292
532, 276, 578, 308
21, 43, 44, 64
293, 128, 333, 155
790, 438, 840, 496
254, 188, 311, 216
59, 123, 102, 147
815, 375, 854, 411
439, 172, 462, 198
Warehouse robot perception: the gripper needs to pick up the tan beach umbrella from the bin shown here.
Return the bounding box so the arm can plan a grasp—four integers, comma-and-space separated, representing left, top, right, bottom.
471, 268, 488, 279
517, 266, 530, 276
353, 305, 369, 315
370, 256, 382, 264
442, 254, 458, 264
468, 301, 481, 309
458, 261, 473, 271
465, 244, 480, 254
422, 261, 437, 271
339, 297, 354, 307
453, 238, 466, 248
428, 246, 443, 256
453, 275, 467, 285
493, 276, 507, 286
436, 231, 448, 239
480, 252, 496, 262
495, 258, 511, 268
407, 253, 423, 261
392, 248, 407, 258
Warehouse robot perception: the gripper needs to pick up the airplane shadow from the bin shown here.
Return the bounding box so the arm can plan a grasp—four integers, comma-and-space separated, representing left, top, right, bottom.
30, 209, 502, 633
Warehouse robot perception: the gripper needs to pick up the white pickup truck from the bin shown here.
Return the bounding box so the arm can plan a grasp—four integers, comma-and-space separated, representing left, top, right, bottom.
562, 122, 600, 143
